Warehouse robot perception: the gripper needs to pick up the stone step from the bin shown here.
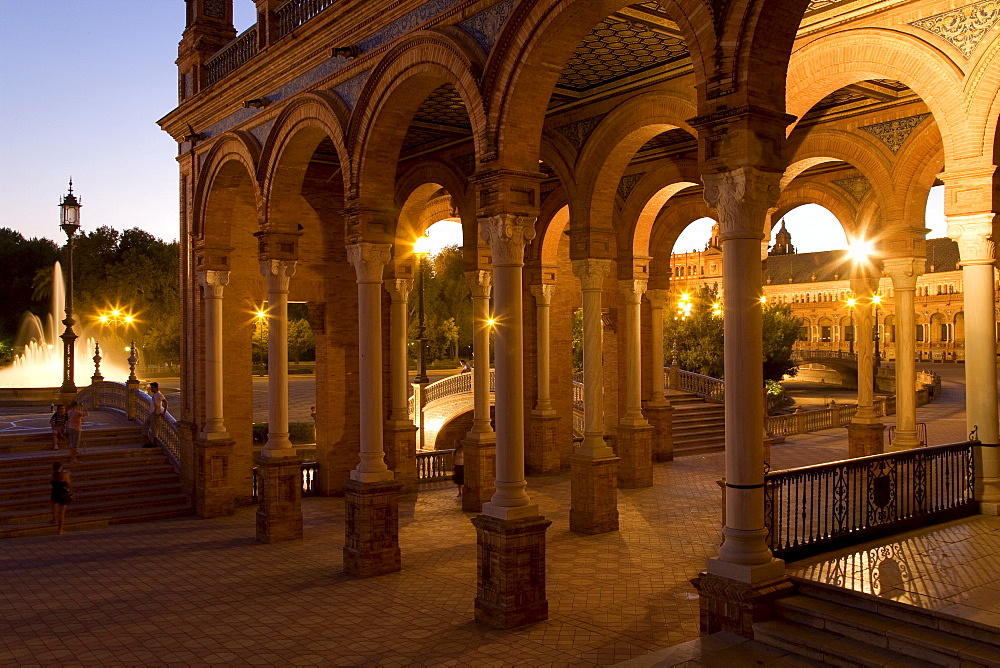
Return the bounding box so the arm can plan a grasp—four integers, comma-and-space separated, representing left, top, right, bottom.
0, 448, 170, 478
0, 428, 143, 455
0, 504, 193, 539
672, 422, 726, 434
3, 482, 188, 515
0, 471, 182, 502
2, 491, 190, 526
753, 619, 927, 667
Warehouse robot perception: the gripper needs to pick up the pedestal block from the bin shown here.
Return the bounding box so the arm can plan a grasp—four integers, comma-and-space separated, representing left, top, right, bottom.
384, 420, 418, 494
343, 478, 402, 578
691, 572, 794, 638
194, 438, 235, 518
616, 424, 653, 488
847, 422, 885, 458
461, 435, 496, 513
644, 405, 674, 462
471, 514, 552, 629
526, 412, 561, 475
569, 454, 620, 534
255, 452, 303, 544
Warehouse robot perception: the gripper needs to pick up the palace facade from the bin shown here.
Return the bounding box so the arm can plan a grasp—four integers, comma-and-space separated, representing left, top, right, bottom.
159, 0, 999, 632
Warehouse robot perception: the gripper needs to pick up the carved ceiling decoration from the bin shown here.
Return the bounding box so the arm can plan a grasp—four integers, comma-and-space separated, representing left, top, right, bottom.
554, 114, 607, 149
832, 175, 872, 202
637, 128, 695, 153
801, 80, 915, 124
858, 113, 931, 154
805, 0, 861, 13
555, 7, 689, 93
909, 1, 1000, 59
618, 172, 646, 200
401, 83, 473, 154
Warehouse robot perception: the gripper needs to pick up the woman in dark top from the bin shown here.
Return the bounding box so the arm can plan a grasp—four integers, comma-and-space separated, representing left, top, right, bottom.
50, 462, 71, 535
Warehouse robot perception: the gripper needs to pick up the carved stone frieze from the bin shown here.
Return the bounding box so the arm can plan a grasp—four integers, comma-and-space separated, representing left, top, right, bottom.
480, 215, 536, 266
346, 243, 391, 283
948, 214, 997, 264
858, 114, 930, 154
910, 1, 1000, 60
553, 115, 606, 150
459, 0, 516, 53
259, 259, 296, 293
617, 173, 646, 201
334, 70, 370, 110
572, 258, 612, 292
702, 168, 780, 240
832, 176, 872, 202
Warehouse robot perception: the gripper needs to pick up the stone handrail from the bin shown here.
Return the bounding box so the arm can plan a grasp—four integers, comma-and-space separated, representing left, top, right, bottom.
408, 369, 494, 418
672, 369, 726, 403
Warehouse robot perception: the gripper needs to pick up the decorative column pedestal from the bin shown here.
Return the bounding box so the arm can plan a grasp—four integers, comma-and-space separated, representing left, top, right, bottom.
193, 438, 235, 517
847, 423, 886, 458
644, 405, 675, 462
527, 412, 561, 475
343, 478, 403, 577
383, 420, 418, 494
569, 454, 620, 534
692, 572, 794, 637
471, 514, 552, 629
461, 434, 496, 513
255, 452, 303, 543
616, 425, 653, 488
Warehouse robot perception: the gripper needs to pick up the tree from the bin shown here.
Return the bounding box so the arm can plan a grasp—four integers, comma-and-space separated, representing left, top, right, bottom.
408, 245, 472, 365
0, 228, 59, 345
762, 302, 802, 382
287, 318, 315, 363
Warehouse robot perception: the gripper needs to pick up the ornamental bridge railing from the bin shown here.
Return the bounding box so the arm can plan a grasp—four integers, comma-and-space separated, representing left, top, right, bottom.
764, 441, 977, 561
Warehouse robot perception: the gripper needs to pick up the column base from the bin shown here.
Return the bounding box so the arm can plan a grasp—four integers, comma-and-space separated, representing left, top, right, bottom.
569, 454, 620, 534
255, 451, 303, 544
343, 478, 402, 578
847, 422, 885, 458
643, 404, 674, 462
194, 437, 235, 518
616, 423, 653, 488
471, 514, 552, 629
384, 420, 418, 494
461, 432, 496, 514
526, 412, 561, 475
691, 571, 794, 638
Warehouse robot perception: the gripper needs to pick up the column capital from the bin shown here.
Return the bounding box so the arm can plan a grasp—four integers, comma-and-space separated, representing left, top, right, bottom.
198, 269, 230, 298
702, 167, 781, 240
882, 257, 924, 290
530, 283, 555, 306
383, 278, 413, 303
479, 214, 536, 267
346, 242, 391, 283
947, 213, 996, 265
464, 269, 493, 298
259, 259, 296, 293
572, 258, 612, 291
646, 288, 669, 309
619, 278, 648, 305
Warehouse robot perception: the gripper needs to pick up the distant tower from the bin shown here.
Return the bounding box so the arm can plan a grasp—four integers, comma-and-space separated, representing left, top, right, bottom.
177, 0, 237, 102
769, 219, 795, 256
707, 221, 721, 250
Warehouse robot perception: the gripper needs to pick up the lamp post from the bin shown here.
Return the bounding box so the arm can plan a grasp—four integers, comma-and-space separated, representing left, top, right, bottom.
413, 236, 432, 385
846, 296, 856, 355
872, 294, 882, 369
58, 181, 81, 396
254, 307, 266, 374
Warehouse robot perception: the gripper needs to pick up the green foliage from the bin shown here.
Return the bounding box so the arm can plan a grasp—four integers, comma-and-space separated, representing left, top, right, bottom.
408, 245, 472, 364
250, 317, 315, 364
253, 421, 315, 444
762, 302, 802, 382
0, 228, 60, 342
571, 309, 583, 373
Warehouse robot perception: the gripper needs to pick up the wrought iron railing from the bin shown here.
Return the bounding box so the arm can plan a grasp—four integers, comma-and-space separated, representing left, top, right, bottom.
764, 441, 976, 561
252, 461, 320, 500
204, 26, 259, 86
275, 0, 336, 38
416, 449, 453, 482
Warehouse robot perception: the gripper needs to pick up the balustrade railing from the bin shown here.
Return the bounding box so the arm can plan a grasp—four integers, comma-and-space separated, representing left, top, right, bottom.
416, 448, 453, 482
674, 369, 725, 403
78, 381, 181, 470
764, 441, 976, 561
204, 26, 259, 87
251, 461, 320, 501
275, 0, 336, 38
408, 369, 494, 418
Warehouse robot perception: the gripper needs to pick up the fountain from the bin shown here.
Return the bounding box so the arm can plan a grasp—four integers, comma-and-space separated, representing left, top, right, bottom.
0, 261, 129, 398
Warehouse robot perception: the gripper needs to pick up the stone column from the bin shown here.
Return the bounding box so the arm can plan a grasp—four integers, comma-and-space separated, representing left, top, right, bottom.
474, 214, 551, 628
527, 283, 560, 475
569, 258, 619, 534
461, 270, 497, 513
256, 259, 302, 543
383, 279, 418, 494
948, 215, 1000, 512
701, 167, 784, 583
194, 269, 235, 518
617, 278, 653, 488
847, 277, 884, 457
883, 258, 923, 451
344, 242, 402, 577
644, 289, 674, 461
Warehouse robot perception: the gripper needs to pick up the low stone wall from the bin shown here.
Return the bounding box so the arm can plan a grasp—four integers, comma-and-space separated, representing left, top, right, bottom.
0, 387, 60, 407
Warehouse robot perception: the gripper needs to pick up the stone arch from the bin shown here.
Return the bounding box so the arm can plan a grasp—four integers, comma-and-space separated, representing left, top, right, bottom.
538, 204, 571, 268
647, 196, 714, 284
771, 182, 860, 241
786, 29, 966, 161
350, 31, 487, 228
395, 159, 473, 247
963, 34, 1000, 164
894, 127, 945, 230
195, 131, 262, 245
784, 132, 894, 209
618, 159, 701, 260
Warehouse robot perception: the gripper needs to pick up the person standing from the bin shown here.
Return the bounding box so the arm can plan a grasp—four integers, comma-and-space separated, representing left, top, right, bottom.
460, 360, 471, 374
453, 443, 464, 497
143, 382, 168, 446
50, 462, 72, 535
50, 405, 68, 450
66, 400, 88, 463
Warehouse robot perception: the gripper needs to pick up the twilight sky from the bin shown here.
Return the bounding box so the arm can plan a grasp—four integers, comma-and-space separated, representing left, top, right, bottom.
1, 2, 945, 252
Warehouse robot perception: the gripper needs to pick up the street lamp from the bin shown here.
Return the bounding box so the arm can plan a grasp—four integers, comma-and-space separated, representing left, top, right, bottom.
413, 235, 433, 385
846, 296, 857, 355
871, 294, 882, 368
58, 180, 81, 396
253, 307, 267, 374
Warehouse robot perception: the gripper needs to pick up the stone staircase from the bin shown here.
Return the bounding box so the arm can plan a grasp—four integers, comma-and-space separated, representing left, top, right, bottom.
667, 392, 727, 456
754, 579, 1000, 666
0, 426, 191, 538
